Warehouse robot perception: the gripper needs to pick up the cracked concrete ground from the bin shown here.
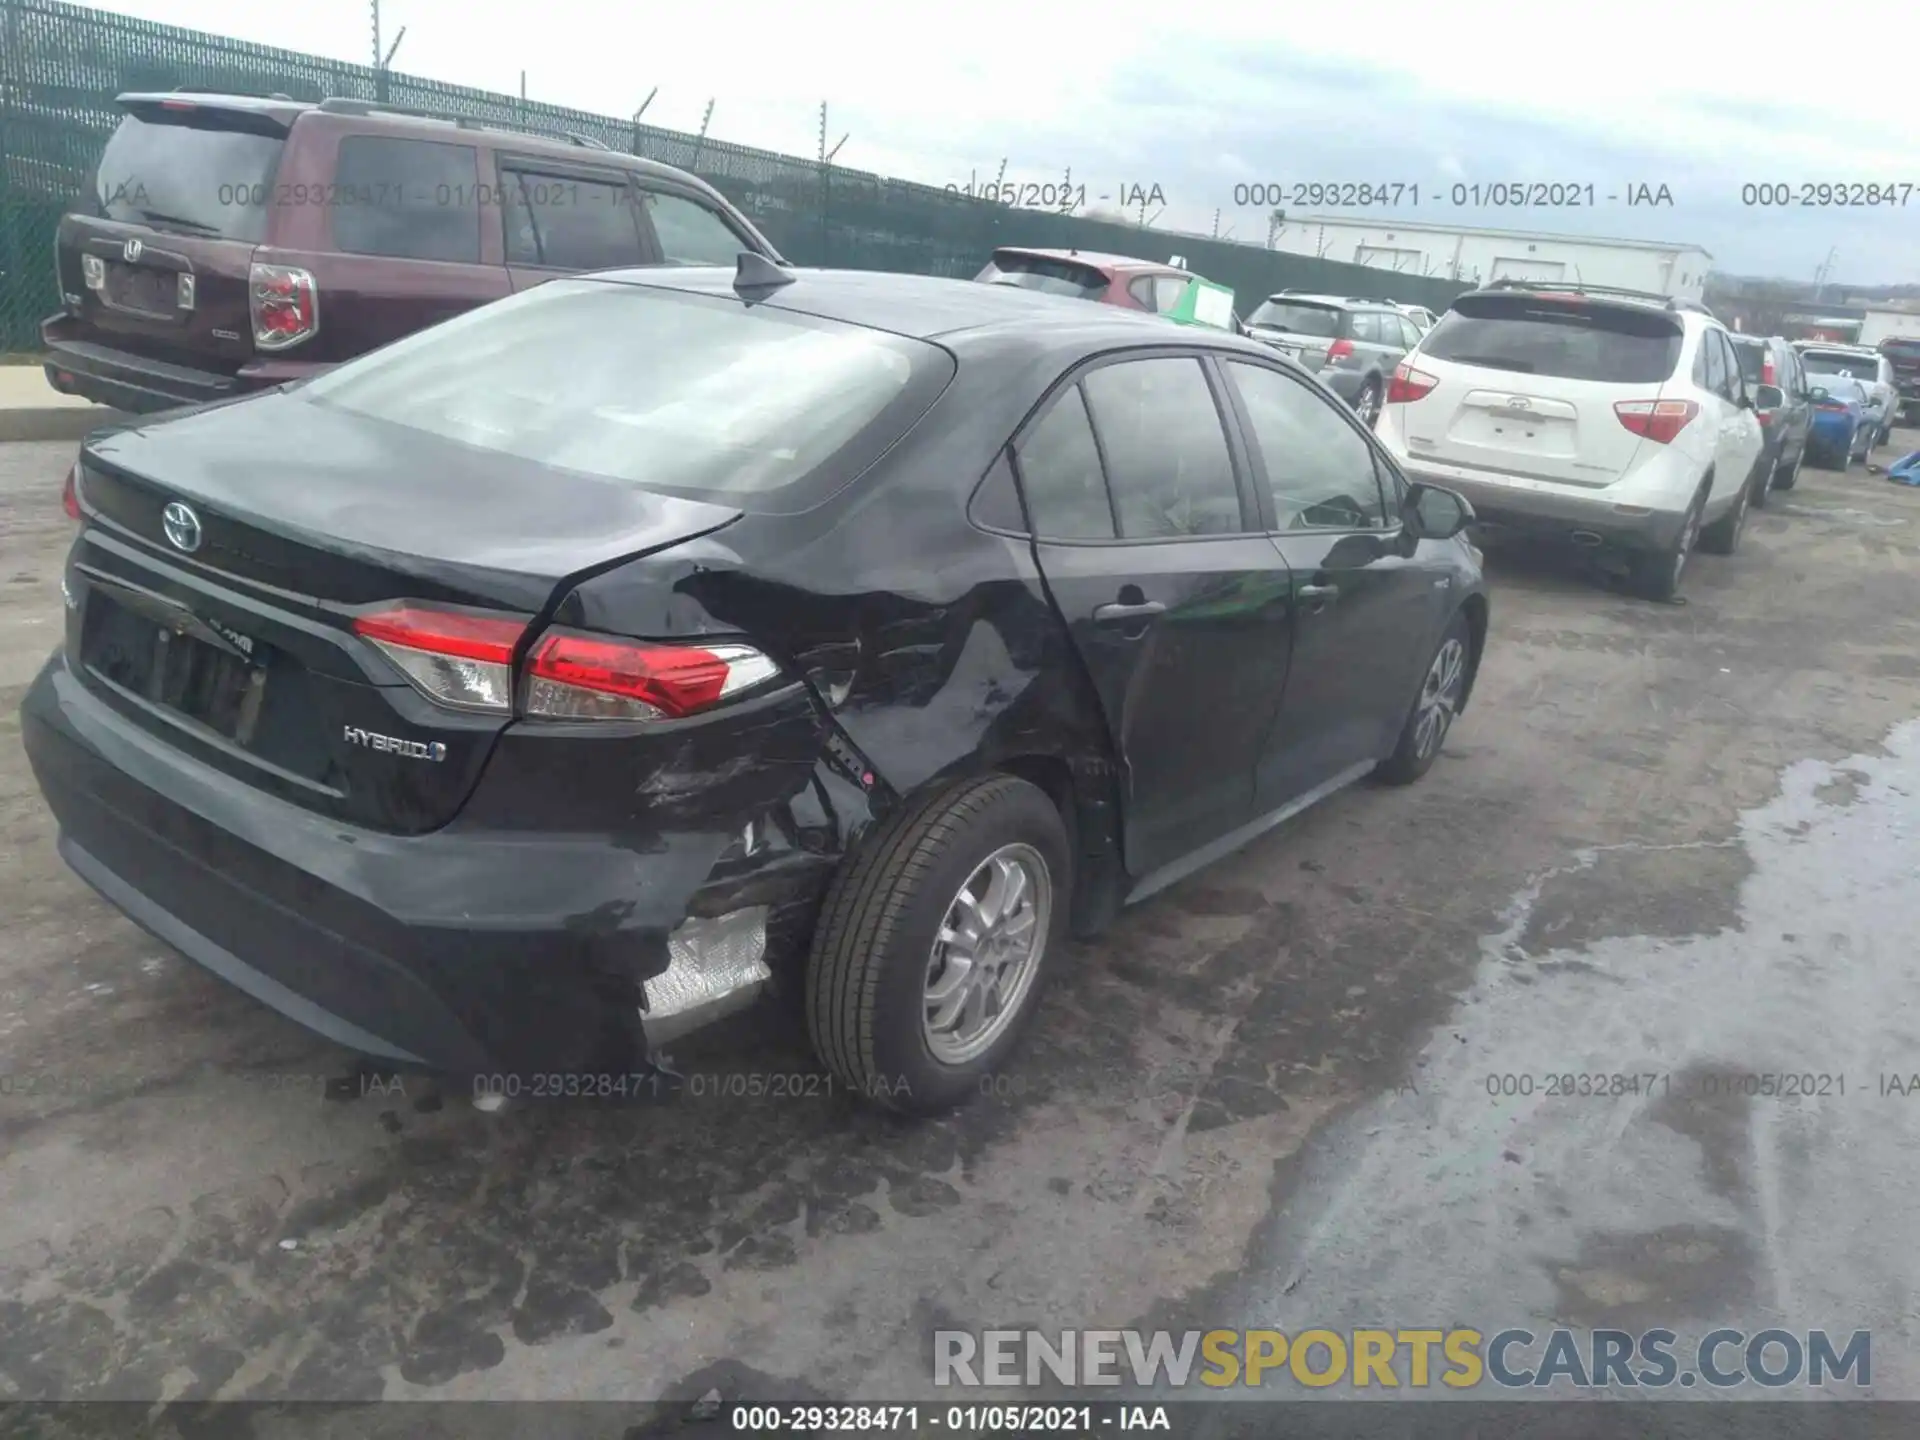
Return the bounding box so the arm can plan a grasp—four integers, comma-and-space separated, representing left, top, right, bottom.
3, 430, 1919, 1417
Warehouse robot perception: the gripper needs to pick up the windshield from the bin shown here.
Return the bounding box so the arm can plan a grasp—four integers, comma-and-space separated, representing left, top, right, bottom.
300, 280, 950, 504
974, 254, 1110, 301
1247, 301, 1344, 337
1421, 295, 1682, 382
1811, 377, 1866, 403
88, 111, 285, 242
1800, 351, 1882, 382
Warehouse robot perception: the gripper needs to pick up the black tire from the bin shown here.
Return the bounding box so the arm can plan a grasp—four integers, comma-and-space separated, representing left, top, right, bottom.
805, 774, 1069, 1116
1631, 485, 1705, 601
1353, 378, 1383, 429
1375, 612, 1471, 786
1698, 475, 1749, 556
1773, 444, 1802, 491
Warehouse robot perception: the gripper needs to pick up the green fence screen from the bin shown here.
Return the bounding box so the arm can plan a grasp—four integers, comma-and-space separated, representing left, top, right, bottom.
0, 0, 1470, 352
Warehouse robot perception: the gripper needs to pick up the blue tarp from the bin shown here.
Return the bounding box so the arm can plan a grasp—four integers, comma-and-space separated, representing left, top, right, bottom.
1887, 451, 1920, 487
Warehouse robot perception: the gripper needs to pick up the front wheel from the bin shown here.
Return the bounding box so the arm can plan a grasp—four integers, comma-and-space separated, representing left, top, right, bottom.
805, 774, 1069, 1115
1376, 613, 1471, 786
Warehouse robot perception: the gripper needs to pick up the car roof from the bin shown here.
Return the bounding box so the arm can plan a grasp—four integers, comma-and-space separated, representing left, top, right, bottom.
993, 246, 1189, 276
582, 265, 1276, 357
1258, 292, 1392, 309
114, 91, 710, 182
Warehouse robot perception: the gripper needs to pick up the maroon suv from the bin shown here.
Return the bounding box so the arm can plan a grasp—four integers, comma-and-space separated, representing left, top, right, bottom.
43, 93, 785, 414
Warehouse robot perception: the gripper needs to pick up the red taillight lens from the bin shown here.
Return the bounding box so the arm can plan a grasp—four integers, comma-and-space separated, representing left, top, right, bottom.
1613, 399, 1699, 445
1325, 338, 1356, 362
1815, 402, 1848, 413
250, 262, 319, 351
1387, 362, 1438, 404
352, 606, 529, 713
1762, 358, 1776, 387
62, 464, 80, 521
525, 634, 780, 721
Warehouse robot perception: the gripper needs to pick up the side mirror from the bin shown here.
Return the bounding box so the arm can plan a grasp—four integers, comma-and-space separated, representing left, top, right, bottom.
1406, 481, 1475, 541
1753, 383, 1783, 410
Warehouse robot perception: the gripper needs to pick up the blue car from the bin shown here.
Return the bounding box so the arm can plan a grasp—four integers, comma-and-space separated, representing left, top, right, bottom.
1807, 377, 1873, 469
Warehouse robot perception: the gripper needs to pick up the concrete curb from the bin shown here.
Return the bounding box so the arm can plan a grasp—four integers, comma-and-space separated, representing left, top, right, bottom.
0, 407, 132, 444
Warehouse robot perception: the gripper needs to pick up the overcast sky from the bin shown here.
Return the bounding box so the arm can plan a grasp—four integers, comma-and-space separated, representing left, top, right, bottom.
99, 0, 1920, 283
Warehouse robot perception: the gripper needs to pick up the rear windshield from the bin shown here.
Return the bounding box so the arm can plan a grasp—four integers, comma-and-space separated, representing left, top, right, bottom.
297, 279, 954, 508
1247, 301, 1344, 338
86, 110, 286, 243
1729, 339, 1767, 382
1881, 339, 1920, 357
1421, 295, 1682, 383
1800, 351, 1881, 381
975, 253, 1110, 301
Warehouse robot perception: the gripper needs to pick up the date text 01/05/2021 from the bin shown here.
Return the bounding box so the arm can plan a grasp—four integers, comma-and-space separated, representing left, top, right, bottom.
1228, 182, 1676, 209
1479, 1072, 1920, 1099
943, 176, 1168, 213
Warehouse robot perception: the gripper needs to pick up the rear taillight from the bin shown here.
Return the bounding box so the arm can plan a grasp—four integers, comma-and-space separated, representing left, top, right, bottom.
250, 262, 319, 351
62, 464, 80, 522
353, 606, 780, 722
1762, 358, 1776, 387
1815, 402, 1848, 413
353, 607, 528, 714
1325, 338, 1356, 362
1613, 399, 1699, 445
1387, 362, 1438, 404
525, 633, 780, 721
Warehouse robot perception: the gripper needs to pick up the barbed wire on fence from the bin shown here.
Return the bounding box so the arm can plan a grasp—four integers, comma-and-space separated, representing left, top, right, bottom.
0, 0, 1468, 351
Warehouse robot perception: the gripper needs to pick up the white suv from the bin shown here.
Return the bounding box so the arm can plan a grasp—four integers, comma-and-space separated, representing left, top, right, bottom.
1793, 342, 1896, 450
1377, 283, 1766, 600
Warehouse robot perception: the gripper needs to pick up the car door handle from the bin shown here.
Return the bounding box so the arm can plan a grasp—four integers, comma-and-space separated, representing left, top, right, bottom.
1296, 583, 1340, 602
1093, 600, 1168, 625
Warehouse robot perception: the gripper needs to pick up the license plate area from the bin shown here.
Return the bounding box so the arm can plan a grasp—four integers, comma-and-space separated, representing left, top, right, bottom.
103, 262, 179, 319
82, 593, 268, 744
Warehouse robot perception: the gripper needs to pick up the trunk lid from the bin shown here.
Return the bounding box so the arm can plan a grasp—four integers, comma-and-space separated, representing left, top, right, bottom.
57, 98, 293, 374
69, 392, 744, 834
1397, 293, 1684, 488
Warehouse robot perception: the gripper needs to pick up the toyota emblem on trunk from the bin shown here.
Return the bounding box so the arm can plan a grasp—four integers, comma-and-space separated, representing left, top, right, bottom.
162, 502, 202, 553
124, 238, 143, 263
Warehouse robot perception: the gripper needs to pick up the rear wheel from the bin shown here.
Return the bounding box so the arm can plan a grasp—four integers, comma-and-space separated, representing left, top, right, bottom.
1353, 378, 1383, 429
1631, 486, 1703, 601
1699, 476, 1749, 556
1773, 445, 1802, 491
805, 774, 1069, 1116
1375, 613, 1470, 786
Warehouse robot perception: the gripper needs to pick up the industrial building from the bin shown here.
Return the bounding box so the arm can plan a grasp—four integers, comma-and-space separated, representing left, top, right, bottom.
1266, 215, 1713, 301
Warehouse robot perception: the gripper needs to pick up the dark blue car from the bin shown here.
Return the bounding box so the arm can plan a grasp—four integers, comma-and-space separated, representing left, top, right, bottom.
1807, 377, 1872, 469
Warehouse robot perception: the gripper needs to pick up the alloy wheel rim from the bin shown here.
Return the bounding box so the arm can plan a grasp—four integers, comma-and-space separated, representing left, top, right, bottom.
922, 843, 1052, 1065
1674, 506, 1699, 588
1414, 637, 1465, 760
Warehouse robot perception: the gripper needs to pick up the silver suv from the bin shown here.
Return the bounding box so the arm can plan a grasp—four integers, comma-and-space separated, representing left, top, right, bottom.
1241, 292, 1421, 427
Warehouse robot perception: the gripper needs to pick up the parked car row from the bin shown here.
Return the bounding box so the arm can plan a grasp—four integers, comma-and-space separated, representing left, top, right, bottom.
24, 90, 1492, 1118
1346, 278, 1878, 602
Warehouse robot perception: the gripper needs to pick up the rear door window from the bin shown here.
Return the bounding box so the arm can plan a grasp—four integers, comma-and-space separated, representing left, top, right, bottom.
1081, 357, 1246, 539
87, 108, 287, 243
1012, 386, 1117, 541
502, 167, 648, 270
637, 189, 750, 265
331, 136, 480, 264
1421, 295, 1682, 383
1730, 340, 1765, 384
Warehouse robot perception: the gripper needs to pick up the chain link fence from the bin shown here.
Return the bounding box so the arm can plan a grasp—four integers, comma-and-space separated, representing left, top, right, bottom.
0, 0, 1470, 352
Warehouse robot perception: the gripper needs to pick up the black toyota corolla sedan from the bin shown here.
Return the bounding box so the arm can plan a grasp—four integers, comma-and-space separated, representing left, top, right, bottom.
21, 259, 1488, 1115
